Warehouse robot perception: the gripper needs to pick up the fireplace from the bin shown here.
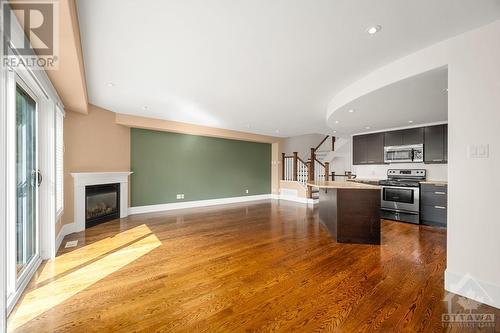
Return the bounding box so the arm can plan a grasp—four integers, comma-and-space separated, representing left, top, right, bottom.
85, 183, 120, 228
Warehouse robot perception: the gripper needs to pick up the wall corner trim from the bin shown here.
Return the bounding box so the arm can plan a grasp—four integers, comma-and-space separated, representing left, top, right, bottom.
55, 222, 79, 253
445, 269, 500, 310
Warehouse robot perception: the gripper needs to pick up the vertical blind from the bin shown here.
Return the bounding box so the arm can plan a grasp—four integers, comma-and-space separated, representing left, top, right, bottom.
55, 107, 64, 215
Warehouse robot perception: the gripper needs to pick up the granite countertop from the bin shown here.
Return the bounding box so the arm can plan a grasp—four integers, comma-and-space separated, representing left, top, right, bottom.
347, 177, 383, 183
308, 181, 381, 190
347, 178, 382, 185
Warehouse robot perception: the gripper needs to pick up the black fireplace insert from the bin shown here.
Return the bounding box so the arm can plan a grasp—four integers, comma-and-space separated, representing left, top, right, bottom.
85, 183, 120, 228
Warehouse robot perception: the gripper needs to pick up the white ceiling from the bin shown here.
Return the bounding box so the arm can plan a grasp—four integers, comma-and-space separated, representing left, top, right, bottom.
329, 67, 448, 136
76, 0, 500, 137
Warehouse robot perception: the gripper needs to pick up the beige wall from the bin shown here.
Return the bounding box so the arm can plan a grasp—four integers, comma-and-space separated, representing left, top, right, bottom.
282, 133, 325, 160
58, 105, 131, 231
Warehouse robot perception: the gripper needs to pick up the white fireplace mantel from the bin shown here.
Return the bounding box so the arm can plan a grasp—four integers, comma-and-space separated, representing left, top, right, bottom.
71, 172, 133, 232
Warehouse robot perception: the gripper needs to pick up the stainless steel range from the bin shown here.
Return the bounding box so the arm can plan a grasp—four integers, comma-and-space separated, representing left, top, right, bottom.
379, 169, 426, 224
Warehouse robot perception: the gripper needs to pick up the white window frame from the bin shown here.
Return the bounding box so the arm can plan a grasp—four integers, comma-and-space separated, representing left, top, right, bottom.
55, 106, 64, 218
5, 60, 44, 314
2, 44, 64, 319
1, 2, 63, 327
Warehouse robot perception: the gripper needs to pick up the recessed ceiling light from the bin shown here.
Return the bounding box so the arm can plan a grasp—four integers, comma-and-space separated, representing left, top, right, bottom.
366, 25, 382, 35
335, 120, 339, 124
106, 82, 116, 87
365, 126, 371, 130
333, 130, 337, 134
348, 109, 355, 113
408, 120, 414, 123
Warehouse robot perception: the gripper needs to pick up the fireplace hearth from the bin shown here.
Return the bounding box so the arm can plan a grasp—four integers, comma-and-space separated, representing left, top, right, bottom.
85, 183, 120, 228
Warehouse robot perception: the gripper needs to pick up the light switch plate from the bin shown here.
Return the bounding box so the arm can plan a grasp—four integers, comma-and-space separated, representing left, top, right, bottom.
468, 144, 489, 158
477, 144, 489, 158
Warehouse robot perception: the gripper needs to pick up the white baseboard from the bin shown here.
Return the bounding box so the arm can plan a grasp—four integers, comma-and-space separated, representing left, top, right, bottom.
445, 269, 500, 309
278, 195, 317, 205
129, 194, 273, 215
55, 222, 78, 253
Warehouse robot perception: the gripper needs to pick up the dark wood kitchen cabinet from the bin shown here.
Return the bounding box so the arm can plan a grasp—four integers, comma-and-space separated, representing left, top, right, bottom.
351, 125, 447, 165
424, 124, 447, 163
384, 128, 423, 146
352, 133, 384, 165
420, 183, 447, 227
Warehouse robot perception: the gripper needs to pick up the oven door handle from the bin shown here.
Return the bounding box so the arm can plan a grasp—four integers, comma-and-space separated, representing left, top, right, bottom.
380, 208, 419, 215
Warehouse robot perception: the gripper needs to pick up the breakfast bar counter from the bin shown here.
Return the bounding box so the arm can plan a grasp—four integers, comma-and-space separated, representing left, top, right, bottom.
308, 181, 382, 245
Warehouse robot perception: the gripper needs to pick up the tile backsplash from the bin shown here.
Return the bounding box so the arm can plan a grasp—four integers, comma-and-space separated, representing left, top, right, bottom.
353, 163, 447, 181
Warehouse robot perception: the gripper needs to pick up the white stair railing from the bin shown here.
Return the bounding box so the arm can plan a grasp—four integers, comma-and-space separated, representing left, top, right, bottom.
314, 159, 327, 182
283, 155, 294, 181
282, 153, 309, 186
297, 158, 308, 186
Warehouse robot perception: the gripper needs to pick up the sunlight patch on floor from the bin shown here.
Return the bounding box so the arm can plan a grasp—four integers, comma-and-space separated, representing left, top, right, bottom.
35, 224, 153, 285
8, 230, 161, 331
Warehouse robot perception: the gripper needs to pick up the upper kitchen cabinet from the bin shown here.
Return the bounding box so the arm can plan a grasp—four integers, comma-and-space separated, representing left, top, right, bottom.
424, 124, 448, 163
384, 128, 424, 146
353, 132, 384, 165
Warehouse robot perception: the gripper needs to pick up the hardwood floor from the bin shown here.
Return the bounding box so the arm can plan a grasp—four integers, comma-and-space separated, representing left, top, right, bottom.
8, 200, 500, 332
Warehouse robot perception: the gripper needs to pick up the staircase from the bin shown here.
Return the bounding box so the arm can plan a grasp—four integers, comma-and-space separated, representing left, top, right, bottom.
282, 135, 354, 200
315, 137, 350, 165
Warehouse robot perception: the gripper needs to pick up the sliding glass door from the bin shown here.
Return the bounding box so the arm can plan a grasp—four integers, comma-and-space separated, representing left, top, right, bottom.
14, 84, 39, 281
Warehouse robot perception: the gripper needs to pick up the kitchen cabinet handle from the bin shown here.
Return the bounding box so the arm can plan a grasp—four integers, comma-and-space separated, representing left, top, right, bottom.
434, 191, 446, 195
434, 206, 446, 210
432, 159, 443, 162
367, 160, 375, 163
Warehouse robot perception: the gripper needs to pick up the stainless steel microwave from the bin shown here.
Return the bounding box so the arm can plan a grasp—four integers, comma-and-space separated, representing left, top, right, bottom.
384, 144, 424, 163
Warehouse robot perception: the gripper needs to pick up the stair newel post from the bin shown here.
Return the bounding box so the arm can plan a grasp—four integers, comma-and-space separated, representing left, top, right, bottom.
281, 153, 285, 180
307, 161, 312, 198
332, 136, 336, 151
310, 148, 315, 181
292, 152, 298, 181
324, 162, 330, 181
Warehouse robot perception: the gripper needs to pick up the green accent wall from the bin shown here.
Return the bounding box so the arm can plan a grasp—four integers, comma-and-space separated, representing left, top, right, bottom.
131, 128, 271, 207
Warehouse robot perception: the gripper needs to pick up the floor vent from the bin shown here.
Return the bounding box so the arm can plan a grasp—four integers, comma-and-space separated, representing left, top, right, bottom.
65, 240, 78, 248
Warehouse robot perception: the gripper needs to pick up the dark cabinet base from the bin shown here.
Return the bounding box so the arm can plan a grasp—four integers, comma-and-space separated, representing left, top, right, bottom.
319, 188, 381, 245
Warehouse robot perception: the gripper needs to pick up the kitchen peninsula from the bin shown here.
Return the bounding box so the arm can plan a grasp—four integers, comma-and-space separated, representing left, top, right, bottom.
308, 181, 382, 245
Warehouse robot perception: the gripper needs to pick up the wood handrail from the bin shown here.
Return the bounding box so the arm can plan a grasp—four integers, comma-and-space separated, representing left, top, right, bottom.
297, 156, 306, 164
314, 158, 325, 168
314, 135, 330, 151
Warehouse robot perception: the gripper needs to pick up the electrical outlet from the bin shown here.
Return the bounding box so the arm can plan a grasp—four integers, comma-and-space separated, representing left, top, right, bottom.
245, 189, 249, 194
